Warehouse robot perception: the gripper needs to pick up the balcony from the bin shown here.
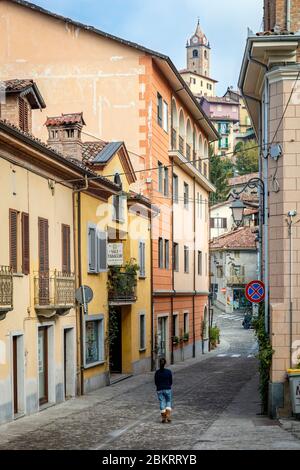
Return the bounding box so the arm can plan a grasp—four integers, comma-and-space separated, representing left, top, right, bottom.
228, 275, 246, 285
186, 143, 191, 161
34, 270, 75, 318
108, 267, 137, 306
179, 135, 184, 155
0, 266, 13, 321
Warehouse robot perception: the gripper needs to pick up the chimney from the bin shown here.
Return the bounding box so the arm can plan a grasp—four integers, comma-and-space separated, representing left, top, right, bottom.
0, 79, 46, 133
45, 113, 86, 161
264, 0, 300, 33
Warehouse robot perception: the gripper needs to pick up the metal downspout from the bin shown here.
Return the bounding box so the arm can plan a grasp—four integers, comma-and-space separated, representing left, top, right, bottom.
193, 176, 196, 358
171, 158, 175, 365
263, 78, 270, 335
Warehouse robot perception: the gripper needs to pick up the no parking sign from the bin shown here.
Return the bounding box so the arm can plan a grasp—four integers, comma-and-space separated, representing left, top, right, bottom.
245, 280, 265, 304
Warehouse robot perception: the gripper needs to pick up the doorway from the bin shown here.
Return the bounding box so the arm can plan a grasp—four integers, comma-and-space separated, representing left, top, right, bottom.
63, 328, 75, 400
233, 288, 251, 311
109, 308, 122, 373
12, 335, 24, 416
38, 327, 48, 406
157, 316, 168, 359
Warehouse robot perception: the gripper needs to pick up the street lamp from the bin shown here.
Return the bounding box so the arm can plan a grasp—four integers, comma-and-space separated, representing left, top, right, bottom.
230, 177, 265, 228
230, 198, 246, 227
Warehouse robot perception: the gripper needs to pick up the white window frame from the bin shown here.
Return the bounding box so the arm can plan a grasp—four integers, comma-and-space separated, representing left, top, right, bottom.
139, 240, 146, 278
163, 100, 169, 133
183, 312, 190, 334
139, 312, 146, 352
172, 313, 179, 338
88, 223, 107, 274
83, 314, 105, 369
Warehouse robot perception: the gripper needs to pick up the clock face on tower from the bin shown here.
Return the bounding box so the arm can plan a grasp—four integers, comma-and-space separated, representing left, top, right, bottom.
192, 36, 198, 44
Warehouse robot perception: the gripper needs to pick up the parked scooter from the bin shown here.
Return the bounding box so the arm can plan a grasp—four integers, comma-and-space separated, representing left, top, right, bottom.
242, 311, 253, 330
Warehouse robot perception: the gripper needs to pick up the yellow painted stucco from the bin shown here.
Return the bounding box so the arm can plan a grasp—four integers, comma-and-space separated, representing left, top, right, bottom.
0, 152, 77, 424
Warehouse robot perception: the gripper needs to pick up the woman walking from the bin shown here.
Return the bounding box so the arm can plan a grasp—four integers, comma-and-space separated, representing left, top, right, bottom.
155, 358, 173, 423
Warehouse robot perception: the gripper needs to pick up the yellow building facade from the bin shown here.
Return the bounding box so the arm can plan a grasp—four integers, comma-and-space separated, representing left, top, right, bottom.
74, 140, 155, 391
0, 96, 110, 424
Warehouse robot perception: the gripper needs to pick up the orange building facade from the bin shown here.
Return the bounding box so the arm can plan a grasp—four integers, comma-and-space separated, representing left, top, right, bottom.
0, 0, 218, 368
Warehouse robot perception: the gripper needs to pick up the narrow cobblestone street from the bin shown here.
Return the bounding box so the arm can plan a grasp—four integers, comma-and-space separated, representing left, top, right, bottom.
0, 310, 299, 450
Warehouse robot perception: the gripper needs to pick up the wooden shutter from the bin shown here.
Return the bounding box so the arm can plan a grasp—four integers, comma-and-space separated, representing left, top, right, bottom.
38, 218, 49, 305
38, 218, 49, 273
22, 212, 30, 275
62, 224, 71, 274
88, 225, 97, 272
9, 209, 18, 273
97, 231, 107, 273
19, 98, 29, 132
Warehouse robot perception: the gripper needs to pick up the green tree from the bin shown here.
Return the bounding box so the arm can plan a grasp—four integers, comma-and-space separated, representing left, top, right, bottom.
234, 139, 259, 176
209, 146, 233, 205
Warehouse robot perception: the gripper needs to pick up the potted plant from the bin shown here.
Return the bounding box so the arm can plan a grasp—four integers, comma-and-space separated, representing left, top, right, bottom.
210, 325, 219, 350
183, 332, 189, 342
172, 336, 179, 346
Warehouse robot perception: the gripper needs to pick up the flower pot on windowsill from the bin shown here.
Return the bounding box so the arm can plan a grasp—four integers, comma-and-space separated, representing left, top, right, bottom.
183, 333, 189, 343
172, 336, 180, 346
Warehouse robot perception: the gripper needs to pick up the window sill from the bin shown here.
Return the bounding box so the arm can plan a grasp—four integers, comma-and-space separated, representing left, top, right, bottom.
139, 276, 147, 280
13, 273, 24, 278
84, 360, 106, 370
139, 348, 147, 353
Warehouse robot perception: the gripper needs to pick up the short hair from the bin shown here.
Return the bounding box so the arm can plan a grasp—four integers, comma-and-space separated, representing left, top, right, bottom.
159, 358, 167, 369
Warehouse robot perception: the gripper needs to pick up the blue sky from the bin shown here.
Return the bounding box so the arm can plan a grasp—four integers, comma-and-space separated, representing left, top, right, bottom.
30, 0, 263, 95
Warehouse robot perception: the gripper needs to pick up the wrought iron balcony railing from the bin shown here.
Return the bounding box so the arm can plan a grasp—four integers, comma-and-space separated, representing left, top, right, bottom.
179, 135, 184, 155
186, 143, 191, 161
0, 266, 13, 319
108, 269, 137, 305
34, 270, 75, 316
228, 275, 246, 285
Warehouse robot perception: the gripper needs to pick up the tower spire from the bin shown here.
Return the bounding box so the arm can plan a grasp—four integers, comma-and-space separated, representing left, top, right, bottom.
195, 17, 203, 37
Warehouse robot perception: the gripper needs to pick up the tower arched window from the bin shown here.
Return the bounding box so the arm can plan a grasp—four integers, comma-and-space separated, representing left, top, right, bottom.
204, 50, 208, 59
193, 49, 199, 58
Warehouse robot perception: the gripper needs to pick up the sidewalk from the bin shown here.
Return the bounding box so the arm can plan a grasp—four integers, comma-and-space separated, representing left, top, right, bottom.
193, 374, 300, 450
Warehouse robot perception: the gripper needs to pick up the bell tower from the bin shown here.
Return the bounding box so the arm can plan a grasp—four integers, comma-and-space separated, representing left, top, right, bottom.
186, 19, 211, 77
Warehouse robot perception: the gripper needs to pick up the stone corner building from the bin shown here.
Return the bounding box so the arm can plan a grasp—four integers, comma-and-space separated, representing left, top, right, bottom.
240, 0, 300, 417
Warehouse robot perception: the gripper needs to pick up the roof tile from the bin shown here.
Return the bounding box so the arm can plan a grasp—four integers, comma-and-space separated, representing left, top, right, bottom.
210, 226, 256, 250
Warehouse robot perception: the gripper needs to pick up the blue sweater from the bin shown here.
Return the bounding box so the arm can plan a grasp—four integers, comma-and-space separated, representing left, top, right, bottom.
155, 368, 173, 391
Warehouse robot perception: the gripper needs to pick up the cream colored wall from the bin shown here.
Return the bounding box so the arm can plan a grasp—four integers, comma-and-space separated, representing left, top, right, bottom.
210, 203, 234, 240
181, 72, 215, 97
0, 155, 76, 422
0, 1, 143, 161
173, 164, 209, 293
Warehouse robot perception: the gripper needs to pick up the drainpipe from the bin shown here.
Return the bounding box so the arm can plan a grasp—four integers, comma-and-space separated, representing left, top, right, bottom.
171, 158, 174, 365
286, 0, 291, 32
193, 176, 196, 358
73, 176, 88, 395
150, 215, 155, 372
263, 77, 270, 335
242, 52, 269, 333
